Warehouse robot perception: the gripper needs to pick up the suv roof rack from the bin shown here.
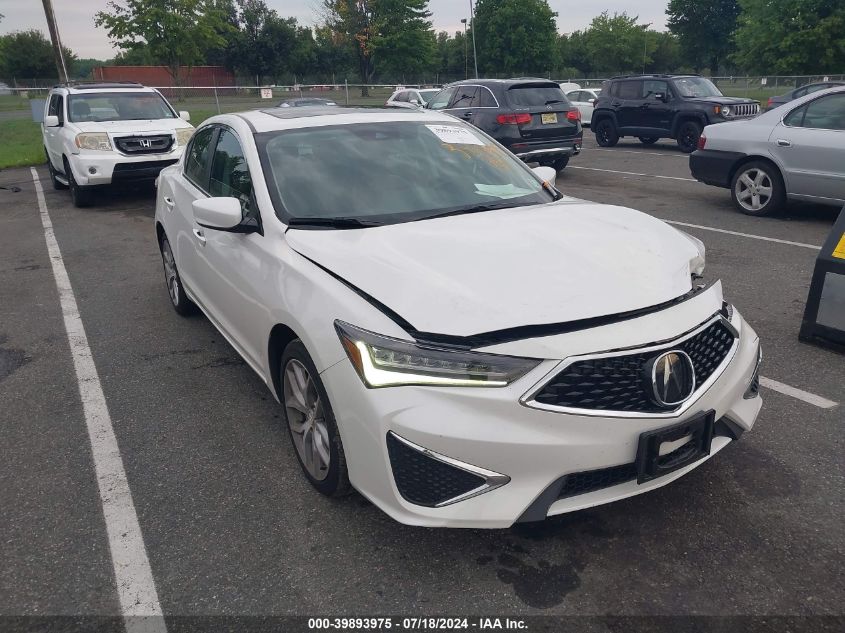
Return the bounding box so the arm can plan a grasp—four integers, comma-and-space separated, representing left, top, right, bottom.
609, 74, 700, 80
53, 81, 145, 90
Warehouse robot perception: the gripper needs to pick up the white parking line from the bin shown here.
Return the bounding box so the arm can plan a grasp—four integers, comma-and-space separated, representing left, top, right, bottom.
31, 168, 167, 633
661, 220, 822, 250
568, 165, 699, 182
760, 377, 838, 409
590, 147, 687, 158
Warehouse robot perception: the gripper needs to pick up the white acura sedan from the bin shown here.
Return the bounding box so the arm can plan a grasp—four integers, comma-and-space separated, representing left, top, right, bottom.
155, 106, 763, 528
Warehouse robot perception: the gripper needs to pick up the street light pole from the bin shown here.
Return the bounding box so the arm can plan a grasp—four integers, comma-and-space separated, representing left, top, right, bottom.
469, 0, 479, 78
460, 19, 468, 79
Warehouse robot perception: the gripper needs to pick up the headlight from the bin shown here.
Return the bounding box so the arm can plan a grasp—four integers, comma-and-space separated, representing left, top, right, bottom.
335, 321, 541, 388
75, 133, 112, 151
722, 106, 732, 117
175, 127, 194, 146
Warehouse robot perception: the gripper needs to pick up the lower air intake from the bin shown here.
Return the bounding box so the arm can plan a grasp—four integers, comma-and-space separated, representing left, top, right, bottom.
386, 433, 486, 507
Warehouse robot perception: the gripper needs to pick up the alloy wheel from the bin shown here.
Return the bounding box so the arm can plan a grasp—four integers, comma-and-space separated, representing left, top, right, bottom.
161, 239, 180, 307
283, 359, 331, 481
734, 168, 773, 212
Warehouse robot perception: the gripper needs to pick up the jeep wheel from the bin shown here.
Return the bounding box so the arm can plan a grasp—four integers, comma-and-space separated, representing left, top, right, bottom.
594, 120, 619, 147
676, 121, 702, 153
730, 161, 785, 217
638, 137, 659, 145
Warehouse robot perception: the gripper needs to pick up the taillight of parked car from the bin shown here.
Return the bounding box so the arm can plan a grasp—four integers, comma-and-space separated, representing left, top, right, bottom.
566, 109, 581, 122
697, 134, 707, 150
767, 97, 773, 109
496, 113, 532, 125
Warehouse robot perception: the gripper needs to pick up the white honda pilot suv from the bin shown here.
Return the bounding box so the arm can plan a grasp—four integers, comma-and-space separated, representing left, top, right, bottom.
42, 82, 194, 207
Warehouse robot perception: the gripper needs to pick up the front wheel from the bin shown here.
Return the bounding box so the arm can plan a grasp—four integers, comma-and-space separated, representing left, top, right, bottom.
594, 119, 619, 147
64, 159, 94, 207
730, 161, 786, 217
159, 234, 197, 315
46, 149, 67, 190
676, 121, 702, 153
638, 137, 659, 145
280, 340, 351, 497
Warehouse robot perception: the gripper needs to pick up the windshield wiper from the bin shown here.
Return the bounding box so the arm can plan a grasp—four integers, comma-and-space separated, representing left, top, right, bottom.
287, 216, 382, 229
424, 202, 524, 221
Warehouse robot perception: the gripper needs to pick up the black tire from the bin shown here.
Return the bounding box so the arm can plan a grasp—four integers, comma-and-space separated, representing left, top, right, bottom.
280, 339, 351, 497
158, 233, 197, 316
64, 158, 94, 207
552, 156, 570, 171
594, 119, 619, 147
45, 149, 67, 190
730, 160, 786, 217
638, 136, 659, 145
676, 121, 702, 153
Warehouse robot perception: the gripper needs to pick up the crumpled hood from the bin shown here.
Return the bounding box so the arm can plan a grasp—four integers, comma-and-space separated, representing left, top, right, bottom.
287, 201, 699, 338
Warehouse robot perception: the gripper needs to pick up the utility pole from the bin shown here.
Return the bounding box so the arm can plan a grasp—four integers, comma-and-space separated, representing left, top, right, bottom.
41, 0, 69, 83
469, 0, 479, 79
461, 19, 468, 79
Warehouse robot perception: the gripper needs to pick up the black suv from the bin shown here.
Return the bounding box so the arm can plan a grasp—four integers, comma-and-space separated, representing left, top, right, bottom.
427, 79, 582, 171
591, 75, 760, 153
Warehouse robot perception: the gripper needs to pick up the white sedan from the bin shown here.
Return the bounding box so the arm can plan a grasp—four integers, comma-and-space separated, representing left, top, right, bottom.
566, 88, 602, 126
155, 107, 762, 528
385, 88, 441, 109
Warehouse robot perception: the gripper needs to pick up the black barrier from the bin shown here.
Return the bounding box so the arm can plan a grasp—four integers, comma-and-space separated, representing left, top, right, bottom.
800, 206, 845, 350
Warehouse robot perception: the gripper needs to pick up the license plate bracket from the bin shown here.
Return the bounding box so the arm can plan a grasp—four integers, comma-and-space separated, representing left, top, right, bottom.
635, 411, 715, 484
541, 113, 557, 124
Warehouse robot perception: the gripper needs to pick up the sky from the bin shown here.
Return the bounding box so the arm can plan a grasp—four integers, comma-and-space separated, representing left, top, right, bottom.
1, 0, 670, 60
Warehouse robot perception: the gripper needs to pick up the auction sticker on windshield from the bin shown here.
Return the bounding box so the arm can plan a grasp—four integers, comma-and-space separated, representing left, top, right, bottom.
426, 124, 484, 145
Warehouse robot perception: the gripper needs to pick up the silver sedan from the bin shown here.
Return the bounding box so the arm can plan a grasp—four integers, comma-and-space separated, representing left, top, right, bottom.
690, 86, 845, 216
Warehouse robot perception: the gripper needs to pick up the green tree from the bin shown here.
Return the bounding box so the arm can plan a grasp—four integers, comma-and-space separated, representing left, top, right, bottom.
731, 0, 845, 74
667, 0, 739, 74
95, 0, 232, 86
582, 12, 650, 75
473, 0, 556, 75
0, 30, 76, 81
648, 32, 683, 73
322, 0, 435, 93
73, 58, 108, 79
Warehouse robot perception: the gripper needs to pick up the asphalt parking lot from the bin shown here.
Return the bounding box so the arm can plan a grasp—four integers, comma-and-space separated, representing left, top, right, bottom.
1, 133, 843, 630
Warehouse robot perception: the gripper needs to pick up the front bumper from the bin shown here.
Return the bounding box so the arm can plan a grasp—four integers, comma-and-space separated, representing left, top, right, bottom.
321, 306, 762, 528
689, 149, 745, 188
67, 147, 184, 185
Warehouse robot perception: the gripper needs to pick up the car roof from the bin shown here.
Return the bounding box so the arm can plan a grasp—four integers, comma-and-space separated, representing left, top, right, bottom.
53, 82, 157, 94
446, 78, 560, 87
609, 74, 700, 80
218, 107, 462, 133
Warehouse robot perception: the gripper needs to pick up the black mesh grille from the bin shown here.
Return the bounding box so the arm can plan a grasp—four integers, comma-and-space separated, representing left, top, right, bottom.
534, 318, 736, 413
558, 463, 638, 498
115, 134, 174, 155
386, 433, 485, 507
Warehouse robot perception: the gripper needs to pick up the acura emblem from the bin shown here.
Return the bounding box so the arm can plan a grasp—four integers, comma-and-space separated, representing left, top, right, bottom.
646, 350, 696, 408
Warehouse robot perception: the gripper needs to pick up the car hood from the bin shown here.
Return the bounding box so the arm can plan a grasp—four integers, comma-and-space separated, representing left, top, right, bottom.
72, 119, 191, 134
286, 202, 701, 338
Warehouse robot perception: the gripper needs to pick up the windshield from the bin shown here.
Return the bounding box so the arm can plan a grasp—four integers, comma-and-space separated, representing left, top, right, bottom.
673, 77, 723, 98
418, 89, 440, 104
258, 120, 554, 225
67, 92, 176, 122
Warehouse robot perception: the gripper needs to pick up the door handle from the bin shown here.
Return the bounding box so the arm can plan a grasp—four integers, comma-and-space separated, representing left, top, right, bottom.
776, 139, 791, 147
192, 229, 206, 246
462, 111, 473, 118
163, 196, 175, 208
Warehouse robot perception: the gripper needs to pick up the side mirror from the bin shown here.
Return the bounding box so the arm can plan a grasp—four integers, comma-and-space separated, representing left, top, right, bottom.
410, 98, 420, 105
192, 197, 243, 231
654, 93, 668, 102
588, 98, 596, 104
44, 115, 60, 127
532, 165, 557, 185
179, 110, 191, 121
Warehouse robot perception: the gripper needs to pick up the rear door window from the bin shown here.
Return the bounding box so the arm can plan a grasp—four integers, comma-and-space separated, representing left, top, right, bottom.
393, 91, 409, 103
617, 81, 642, 100
451, 86, 479, 108
475, 87, 497, 107
507, 85, 568, 107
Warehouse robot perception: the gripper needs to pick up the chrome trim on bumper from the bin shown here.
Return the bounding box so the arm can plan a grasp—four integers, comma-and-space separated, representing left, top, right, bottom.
520, 313, 741, 419
388, 432, 511, 507
515, 146, 580, 159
